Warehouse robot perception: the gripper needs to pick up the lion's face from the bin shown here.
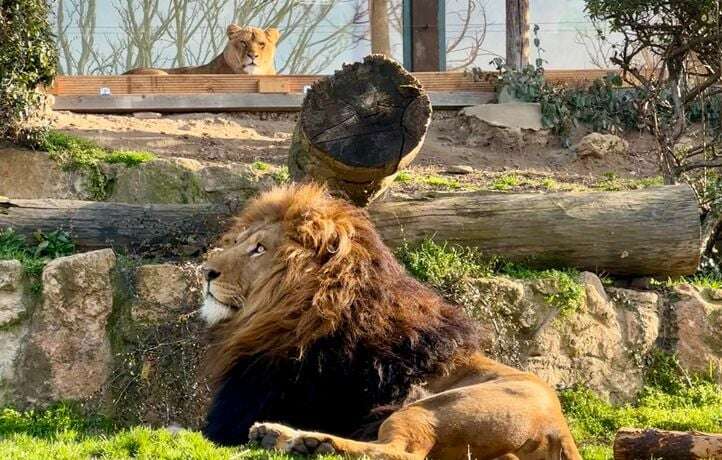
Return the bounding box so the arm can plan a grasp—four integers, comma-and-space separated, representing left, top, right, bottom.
201, 220, 284, 326
223, 24, 279, 75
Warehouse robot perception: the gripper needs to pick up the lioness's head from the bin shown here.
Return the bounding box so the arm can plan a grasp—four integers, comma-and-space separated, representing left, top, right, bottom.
223, 24, 280, 75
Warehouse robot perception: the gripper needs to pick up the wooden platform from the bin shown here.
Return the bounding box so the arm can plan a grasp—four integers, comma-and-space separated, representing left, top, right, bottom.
49, 69, 615, 112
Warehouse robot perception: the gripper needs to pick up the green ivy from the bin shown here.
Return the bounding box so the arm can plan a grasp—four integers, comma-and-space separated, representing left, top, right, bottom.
0, 0, 58, 145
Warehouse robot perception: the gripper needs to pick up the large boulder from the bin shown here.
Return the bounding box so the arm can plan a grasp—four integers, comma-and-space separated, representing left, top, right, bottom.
457, 272, 660, 402
0, 260, 29, 403
0, 146, 87, 200
670, 284, 722, 372
17, 249, 116, 402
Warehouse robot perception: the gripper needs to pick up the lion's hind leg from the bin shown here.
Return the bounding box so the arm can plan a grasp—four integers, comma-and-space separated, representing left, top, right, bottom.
250, 406, 436, 460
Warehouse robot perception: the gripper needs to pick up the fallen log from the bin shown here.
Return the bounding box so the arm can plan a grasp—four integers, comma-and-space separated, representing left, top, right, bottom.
614, 428, 722, 460
0, 185, 701, 276
289, 55, 432, 205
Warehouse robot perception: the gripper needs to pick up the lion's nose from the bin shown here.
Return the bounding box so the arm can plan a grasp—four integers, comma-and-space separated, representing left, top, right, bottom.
205, 268, 221, 282
247, 52, 258, 60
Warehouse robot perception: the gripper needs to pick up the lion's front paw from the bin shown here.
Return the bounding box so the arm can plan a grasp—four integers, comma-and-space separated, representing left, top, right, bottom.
287, 434, 337, 456
249, 423, 336, 456
249, 422, 298, 451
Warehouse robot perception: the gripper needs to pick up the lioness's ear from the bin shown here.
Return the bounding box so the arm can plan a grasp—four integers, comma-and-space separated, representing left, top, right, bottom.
227, 24, 243, 38
265, 28, 280, 44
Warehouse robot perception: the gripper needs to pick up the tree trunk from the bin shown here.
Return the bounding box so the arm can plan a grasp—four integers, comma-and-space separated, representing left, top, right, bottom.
614, 428, 722, 460
288, 54, 432, 206
370, 0, 391, 56
506, 0, 529, 70
1, 186, 701, 276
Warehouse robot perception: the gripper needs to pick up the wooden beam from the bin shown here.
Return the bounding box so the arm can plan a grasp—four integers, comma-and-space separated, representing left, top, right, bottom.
506, 0, 530, 70
614, 428, 722, 460
52, 92, 495, 113
1, 186, 702, 277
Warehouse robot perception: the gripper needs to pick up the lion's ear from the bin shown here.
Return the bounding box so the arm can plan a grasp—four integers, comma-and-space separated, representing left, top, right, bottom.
265, 28, 280, 44
227, 23, 243, 38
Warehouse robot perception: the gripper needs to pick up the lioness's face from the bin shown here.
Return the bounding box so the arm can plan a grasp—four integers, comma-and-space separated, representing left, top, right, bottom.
201, 221, 283, 325
224, 24, 279, 75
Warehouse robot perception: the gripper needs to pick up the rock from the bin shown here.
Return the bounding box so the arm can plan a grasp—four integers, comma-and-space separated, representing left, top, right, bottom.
497, 85, 522, 104
18, 249, 116, 401
0, 146, 88, 200
707, 287, 722, 301
461, 103, 545, 131
133, 264, 202, 323
574, 133, 629, 159
132, 112, 163, 119
0, 260, 26, 326
670, 284, 722, 372
458, 103, 549, 150
106, 158, 208, 204
446, 165, 474, 175
0, 260, 29, 404
458, 273, 660, 402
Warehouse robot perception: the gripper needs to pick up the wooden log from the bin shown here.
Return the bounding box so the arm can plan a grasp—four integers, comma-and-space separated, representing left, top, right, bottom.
0, 186, 701, 277
288, 55, 432, 205
614, 428, 722, 460
506, 0, 530, 70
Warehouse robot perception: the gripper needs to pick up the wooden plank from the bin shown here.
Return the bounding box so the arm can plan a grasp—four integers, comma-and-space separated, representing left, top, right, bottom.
258, 79, 290, 93
52, 91, 495, 112
49, 70, 619, 98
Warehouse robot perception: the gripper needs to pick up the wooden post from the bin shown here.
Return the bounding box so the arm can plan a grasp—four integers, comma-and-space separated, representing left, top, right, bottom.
370, 0, 391, 56
614, 428, 722, 460
402, 0, 446, 71
288, 55, 432, 205
506, 0, 530, 70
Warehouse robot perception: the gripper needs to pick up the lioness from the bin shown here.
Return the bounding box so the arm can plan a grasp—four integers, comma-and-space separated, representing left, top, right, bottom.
124, 24, 278, 75
201, 183, 581, 460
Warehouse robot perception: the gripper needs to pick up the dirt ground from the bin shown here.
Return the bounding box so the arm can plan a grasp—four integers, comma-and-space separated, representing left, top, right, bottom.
51, 110, 660, 185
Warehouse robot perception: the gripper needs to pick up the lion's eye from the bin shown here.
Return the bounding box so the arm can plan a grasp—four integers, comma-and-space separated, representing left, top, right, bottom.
250, 243, 265, 256
259, 42, 265, 48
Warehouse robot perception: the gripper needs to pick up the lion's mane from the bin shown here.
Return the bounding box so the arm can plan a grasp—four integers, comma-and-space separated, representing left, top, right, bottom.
202, 184, 478, 446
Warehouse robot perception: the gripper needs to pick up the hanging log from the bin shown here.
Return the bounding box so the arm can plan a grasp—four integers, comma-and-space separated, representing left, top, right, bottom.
0, 186, 700, 276
288, 55, 432, 205
614, 428, 722, 460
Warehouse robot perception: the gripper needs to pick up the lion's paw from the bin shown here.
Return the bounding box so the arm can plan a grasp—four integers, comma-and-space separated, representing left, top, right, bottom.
287, 434, 337, 456
249, 422, 298, 451
249, 423, 336, 456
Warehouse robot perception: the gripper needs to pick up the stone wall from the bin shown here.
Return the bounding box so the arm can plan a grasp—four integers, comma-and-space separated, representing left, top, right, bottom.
0, 249, 720, 427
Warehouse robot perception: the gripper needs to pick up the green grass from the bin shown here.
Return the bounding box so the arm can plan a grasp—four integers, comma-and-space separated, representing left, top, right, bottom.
0, 404, 338, 460
396, 240, 585, 316
252, 161, 271, 171
272, 166, 291, 185
594, 173, 663, 192
561, 353, 722, 459
659, 272, 722, 291
392, 171, 461, 190
40, 131, 156, 199
490, 173, 522, 191
0, 229, 75, 294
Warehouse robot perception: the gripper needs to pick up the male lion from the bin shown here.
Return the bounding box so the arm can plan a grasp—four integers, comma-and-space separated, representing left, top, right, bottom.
124, 24, 278, 75
201, 183, 581, 460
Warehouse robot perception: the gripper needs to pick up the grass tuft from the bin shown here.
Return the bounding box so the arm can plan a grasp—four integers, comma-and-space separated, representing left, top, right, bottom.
0, 229, 75, 293
41, 131, 155, 200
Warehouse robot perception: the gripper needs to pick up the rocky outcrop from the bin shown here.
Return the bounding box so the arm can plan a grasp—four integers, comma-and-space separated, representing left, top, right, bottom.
17, 249, 116, 402
0, 146, 88, 200
457, 272, 662, 403
457, 103, 550, 150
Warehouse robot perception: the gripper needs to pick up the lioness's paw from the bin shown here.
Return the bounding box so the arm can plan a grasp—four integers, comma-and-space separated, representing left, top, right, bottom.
287, 435, 336, 456
249, 422, 298, 450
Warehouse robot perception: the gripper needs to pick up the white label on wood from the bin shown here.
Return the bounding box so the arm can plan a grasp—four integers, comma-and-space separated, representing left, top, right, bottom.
99, 87, 112, 96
